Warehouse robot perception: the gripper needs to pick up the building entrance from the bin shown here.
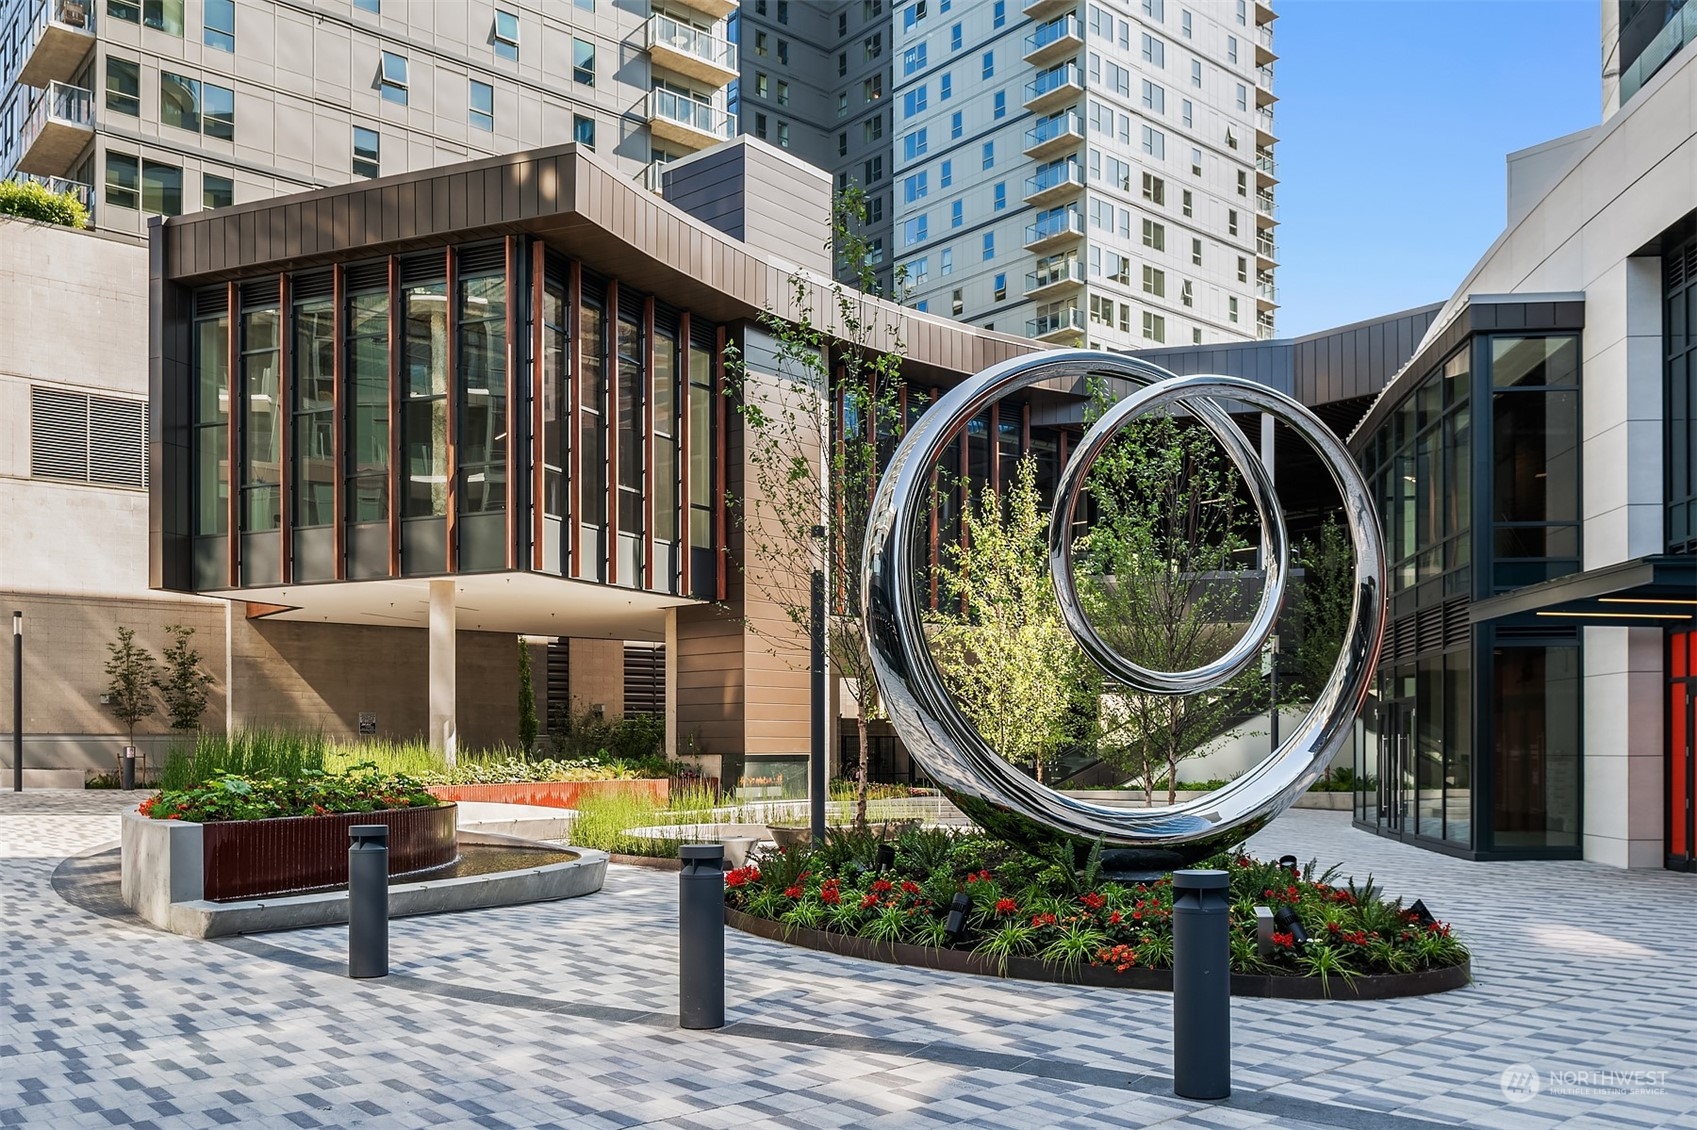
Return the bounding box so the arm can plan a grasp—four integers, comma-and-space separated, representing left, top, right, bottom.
1671, 629, 1697, 872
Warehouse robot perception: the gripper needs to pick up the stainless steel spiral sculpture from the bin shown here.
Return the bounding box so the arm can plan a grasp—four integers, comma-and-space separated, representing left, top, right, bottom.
861, 351, 1385, 869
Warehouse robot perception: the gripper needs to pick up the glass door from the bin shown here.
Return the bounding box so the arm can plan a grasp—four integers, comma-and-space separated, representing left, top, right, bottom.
1671, 629, 1696, 872
1377, 692, 1413, 837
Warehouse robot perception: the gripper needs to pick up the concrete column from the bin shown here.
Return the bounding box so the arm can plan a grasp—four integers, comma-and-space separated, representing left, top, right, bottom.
428, 580, 457, 765
1583, 625, 1664, 868
664, 608, 679, 760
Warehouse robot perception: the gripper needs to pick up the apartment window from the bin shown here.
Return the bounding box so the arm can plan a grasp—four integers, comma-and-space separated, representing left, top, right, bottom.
1236, 0, 1247, 23
1141, 219, 1164, 250
379, 51, 409, 103
352, 126, 380, 178
1191, 58, 1202, 87
203, 172, 233, 210
755, 73, 769, 100
1089, 198, 1113, 230
29, 388, 148, 489
1180, 279, 1194, 307
1229, 296, 1239, 323
161, 74, 233, 141
864, 115, 884, 142
1143, 311, 1166, 341
981, 141, 994, 169
950, 111, 963, 139
840, 11, 849, 35
1140, 125, 1165, 159
1191, 237, 1202, 265
952, 289, 964, 315
758, 114, 770, 139
836, 130, 847, 155
993, 90, 1006, 118
757, 31, 769, 56
863, 155, 884, 182
993, 0, 1006, 26
950, 22, 962, 50
1143, 0, 1164, 18
993, 272, 1007, 300
838, 93, 849, 118
1182, 98, 1193, 127
982, 51, 994, 79
867, 195, 884, 221
144, 0, 183, 34
1226, 127, 1239, 150
1142, 265, 1165, 296
1227, 35, 1239, 64
142, 160, 183, 215
1237, 255, 1248, 282
1236, 83, 1248, 111
1142, 80, 1165, 114
902, 0, 928, 28
104, 152, 139, 209
1141, 33, 1164, 67
902, 129, 928, 160
865, 0, 882, 16
902, 216, 928, 246
755, 0, 766, 11
574, 114, 595, 149
777, 81, 790, 107
903, 44, 928, 75
1089, 295, 1112, 327
1142, 173, 1164, 205
1228, 208, 1239, 236
493, 10, 520, 61
1193, 327, 1203, 343
941, 74, 953, 100
778, 0, 790, 23
353, 0, 378, 9
864, 75, 883, 101
1182, 8, 1192, 36
950, 200, 963, 227
982, 232, 994, 260
903, 172, 928, 202
1191, 147, 1203, 176
941, 248, 954, 275
108, 0, 139, 23
204, 0, 234, 51
778, 40, 789, 65
1181, 189, 1193, 216
940, 159, 953, 187
993, 182, 1006, 210
839, 52, 848, 76
572, 38, 594, 85
778, 122, 790, 148
903, 86, 928, 119
1237, 169, 1248, 196
906, 256, 929, 284
464, 80, 494, 130
865, 33, 883, 60
105, 57, 140, 116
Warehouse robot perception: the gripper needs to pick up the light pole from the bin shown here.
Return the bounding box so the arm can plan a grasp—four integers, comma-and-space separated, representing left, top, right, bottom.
809, 525, 827, 844
12, 610, 22, 793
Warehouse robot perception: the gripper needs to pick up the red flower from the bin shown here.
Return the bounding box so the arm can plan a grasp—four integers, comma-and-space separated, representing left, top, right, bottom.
784, 885, 802, 899
860, 893, 880, 910
1030, 912, 1058, 928
1080, 892, 1106, 911
1272, 931, 1295, 949
994, 898, 1018, 915
900, 880, 922, 895
820, 886, 841, 905
1109, 910, 1122, 925
724, 866, 760, 888
871, 879, 894, 895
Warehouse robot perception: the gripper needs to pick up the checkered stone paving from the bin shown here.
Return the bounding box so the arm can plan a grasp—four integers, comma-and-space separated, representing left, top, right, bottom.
4, 788, 1694, 1129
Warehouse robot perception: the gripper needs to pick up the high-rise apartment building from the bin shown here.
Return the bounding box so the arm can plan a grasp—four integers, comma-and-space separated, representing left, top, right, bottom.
730, 0, 1278, 346
0, 0, 740, 239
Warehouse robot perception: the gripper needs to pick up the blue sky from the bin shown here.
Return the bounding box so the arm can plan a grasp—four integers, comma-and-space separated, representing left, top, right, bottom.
1271, 1, 1601, 336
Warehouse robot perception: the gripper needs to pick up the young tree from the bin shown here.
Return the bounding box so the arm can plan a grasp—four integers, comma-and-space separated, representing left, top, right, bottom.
154, 623, 213, 732
517, 637, 539, 753
726, 185, 910, 829
104, 626, 159, 750
933, 457, 1085, 783
1291, 516, 1354, 703
1079, 411, 1266, 804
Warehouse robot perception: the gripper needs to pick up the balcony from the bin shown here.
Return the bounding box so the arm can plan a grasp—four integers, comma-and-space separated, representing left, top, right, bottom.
1256, 277, 1277, 306
1023, 62, 1082, 114
644, 89, 736, 150
1023, 208, 1083, 252
16, 81, 94, 178
1255, 106, 1277, 145
1255, 0, 1276, 24
4, 171, 92, 220
1024, 109, 1084, 159
1027, 306, 1084, 343
1024, 14, 1082, 66
1255, 191, 1278, 223
1256, 233, 1278, 265
17, 0, 96, 89
646, 14, 737, 86
1255, 64, 1277, 106
1255, 147, 1277, 185
1257, 317, 1277, 341
1255, 24, 1276, 65
663, 0, 737, 20
1024, 256, 1084, 299
1023, 158, 1082, 207
1023, 0, 1077, 20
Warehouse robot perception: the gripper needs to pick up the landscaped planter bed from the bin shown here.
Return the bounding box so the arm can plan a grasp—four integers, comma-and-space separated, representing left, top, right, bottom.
200, 803, 458, 900
426, 779, 669, 810
725, 908, 1471, 1000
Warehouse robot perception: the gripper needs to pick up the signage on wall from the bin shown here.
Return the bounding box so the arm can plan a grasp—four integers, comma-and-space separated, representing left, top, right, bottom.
358, 712, 377, 736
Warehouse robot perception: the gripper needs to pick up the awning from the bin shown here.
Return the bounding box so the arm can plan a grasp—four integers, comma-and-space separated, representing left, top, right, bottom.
1469, 555, 1697, 626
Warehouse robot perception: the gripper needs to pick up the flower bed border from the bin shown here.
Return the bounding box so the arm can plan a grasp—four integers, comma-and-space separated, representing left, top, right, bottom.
725, 907, 1470, 1000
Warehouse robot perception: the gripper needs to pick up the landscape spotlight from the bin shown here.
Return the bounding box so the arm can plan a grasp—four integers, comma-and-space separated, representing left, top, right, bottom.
1408, 899, 1437, 929
1273, 905, 1308, 947
944, 891, 972, 945
875, 843, 895, 873
1278, 854, 1299, 875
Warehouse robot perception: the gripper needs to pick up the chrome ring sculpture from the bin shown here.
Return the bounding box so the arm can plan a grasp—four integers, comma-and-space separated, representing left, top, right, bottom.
861, 351, 1385, 868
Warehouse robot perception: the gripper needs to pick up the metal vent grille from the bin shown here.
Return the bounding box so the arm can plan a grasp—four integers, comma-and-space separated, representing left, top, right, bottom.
1667, 241, 1697, 289
30, 387, 148, 490
457, 243, 505, 277
241, 277, 280, 307
293, 271, 334, 300
346, 261, 389, 292
545, 638, 571, 733
194, 286, 228, 317
402, 251, 446, 285
1443, 599, 1470, 648
623, 643, 665, 717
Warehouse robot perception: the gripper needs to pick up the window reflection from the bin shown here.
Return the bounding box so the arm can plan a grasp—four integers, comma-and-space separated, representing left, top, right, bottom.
293, 296, 335, 527
458, 271, 506, 515
240, 307, 281, 532
403, 280, 449, 518
346, 288, 390, 523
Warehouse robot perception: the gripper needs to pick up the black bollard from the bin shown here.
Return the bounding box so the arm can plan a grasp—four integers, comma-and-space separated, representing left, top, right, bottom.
1172, 869, 1231, 1100
348, 824, 389, 978
120, 747, 136, 791
678, 843, 725, 1030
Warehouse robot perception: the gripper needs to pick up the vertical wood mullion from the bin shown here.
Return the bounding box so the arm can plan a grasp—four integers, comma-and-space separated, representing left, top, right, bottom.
568, 260, 582, 580
531, 242, 545, 571
332, 264, 346, 580
444, 247, 459, 575
989, 401, 1000, 494
678, 312, 691, 596
505, 236, 520, 572
714, 323, 727, 602
278, 272, 292, 586
605, 279, 620, 586
226, 280, 239, 588
642, 294, 655, 591
387, 254, 402, 577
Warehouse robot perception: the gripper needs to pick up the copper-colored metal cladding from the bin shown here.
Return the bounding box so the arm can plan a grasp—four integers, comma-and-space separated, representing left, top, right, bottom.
567, 259, 583, 580
444, 247, 460, 574
225, 280, 239, 587
714, 323, 727, 602
278, 270, 293, 585
678, 311, 692, 595
386, 254, 401, 578
199, 803, 458, 901
331, 263, 347, 579
506, 235, 520, 571
530, 244, 546, 571
643, 293, 657, 587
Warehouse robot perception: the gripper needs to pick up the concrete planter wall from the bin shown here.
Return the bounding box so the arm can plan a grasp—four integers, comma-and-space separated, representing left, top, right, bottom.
426, 779, 669, 809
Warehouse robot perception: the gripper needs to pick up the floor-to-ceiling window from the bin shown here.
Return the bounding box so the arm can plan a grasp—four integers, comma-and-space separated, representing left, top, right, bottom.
457, 246, 507, 572
292, 275, 336, 580
345, 265, 391, 579
1490, 641, 1581, 849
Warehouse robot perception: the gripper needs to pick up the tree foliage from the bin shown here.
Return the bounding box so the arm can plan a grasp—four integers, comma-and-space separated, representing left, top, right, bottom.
1291, 517, 1354, 702
517, 637, 539, 753
0, 179, 89, 229
725, 185, 910, 828
1078, 412, 1266, 803
933, 457, 1086, 782
105, 626, 158, 748
154, 623, 213, 732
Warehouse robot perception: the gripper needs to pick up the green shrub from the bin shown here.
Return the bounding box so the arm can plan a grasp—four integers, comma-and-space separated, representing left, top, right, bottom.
141, 767, 437, 822
0, 179, 89, 229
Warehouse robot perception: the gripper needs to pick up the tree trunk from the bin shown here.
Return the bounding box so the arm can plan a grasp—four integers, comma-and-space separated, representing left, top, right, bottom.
855, 712, 871, 831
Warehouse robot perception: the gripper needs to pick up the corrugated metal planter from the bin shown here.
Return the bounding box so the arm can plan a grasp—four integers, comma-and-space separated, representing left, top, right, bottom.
200, 804, 458, 901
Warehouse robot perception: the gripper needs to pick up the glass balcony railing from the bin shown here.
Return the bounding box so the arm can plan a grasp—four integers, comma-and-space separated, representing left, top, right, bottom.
1257, 107, 1276, 135
1256, 192, 1277, 219
645, 89, 736, 140
1256, 279, 1277, 302
17, 0, 96, 87
1025, 257, 1083, 293
1024, 109, 1083, 152
1255, 149, 1276, 177
1024, 158, 1082, 198
646, 13, 737, 74
1257, 24, 1273, 50
1024, 62, 1081, 104
1620, 1, 1697, 104
5, 170, 92, 213
1024, 208, 1083, 246
1256, 234, 1277, 259
1024, 14, 1081, 57
1256, 63, 1274, 89
1027, 307, 1084, 338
